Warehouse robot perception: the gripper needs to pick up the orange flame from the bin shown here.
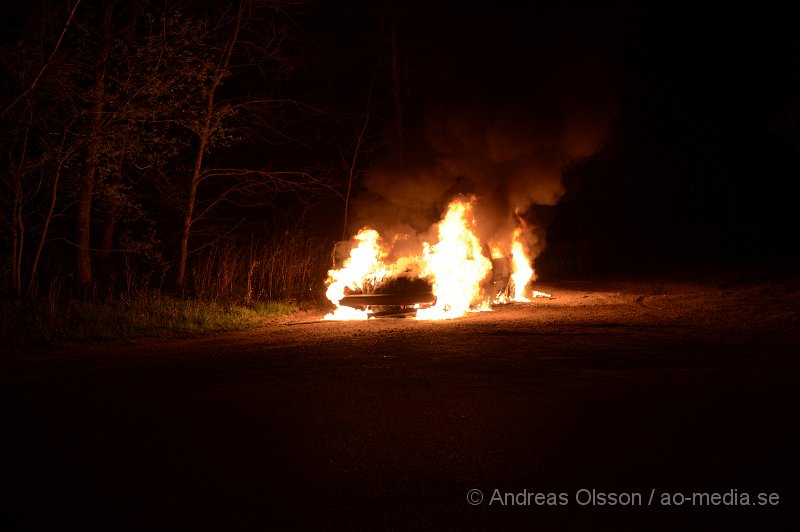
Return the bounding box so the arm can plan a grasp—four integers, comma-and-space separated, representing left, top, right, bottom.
510, 227, 534, 302
416, 199, 493, 320
323, 229, 392, 320
323, 198, 549, 320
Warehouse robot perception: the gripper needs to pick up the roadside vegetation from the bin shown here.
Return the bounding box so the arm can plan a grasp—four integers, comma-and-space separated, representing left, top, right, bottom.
2, 236, 331, 349
2, 295, 297, 348
0, 2, 363, 349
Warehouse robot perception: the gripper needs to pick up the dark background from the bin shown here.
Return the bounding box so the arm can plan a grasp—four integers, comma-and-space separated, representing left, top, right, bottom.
550, 1, 800, 272
2, 0, 799, 291
316, 0, 800, 273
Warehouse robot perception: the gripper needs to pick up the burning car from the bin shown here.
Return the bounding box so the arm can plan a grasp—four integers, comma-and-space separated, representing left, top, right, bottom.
338, 277, 437, 318
323, 198, 541, 321
335, 257, 513, 318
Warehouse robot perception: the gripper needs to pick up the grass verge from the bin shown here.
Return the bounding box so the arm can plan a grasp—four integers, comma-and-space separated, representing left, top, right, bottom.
1, 292, 298, 350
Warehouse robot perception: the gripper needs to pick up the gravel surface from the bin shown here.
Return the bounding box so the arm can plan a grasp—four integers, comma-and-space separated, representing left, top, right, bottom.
1, 277, 798, 530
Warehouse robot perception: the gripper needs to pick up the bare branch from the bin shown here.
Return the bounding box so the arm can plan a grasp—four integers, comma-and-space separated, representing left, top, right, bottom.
1, 0, 84, 120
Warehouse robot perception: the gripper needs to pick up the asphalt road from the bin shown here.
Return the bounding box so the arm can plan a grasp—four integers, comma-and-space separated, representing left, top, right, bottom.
1, 278, 798, 530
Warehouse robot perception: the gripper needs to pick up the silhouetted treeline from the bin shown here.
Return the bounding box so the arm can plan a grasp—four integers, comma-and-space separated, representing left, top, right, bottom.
0, 0, 401, 301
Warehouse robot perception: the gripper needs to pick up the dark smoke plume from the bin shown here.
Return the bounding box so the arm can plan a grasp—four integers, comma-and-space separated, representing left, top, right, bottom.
350, 41, 619, 265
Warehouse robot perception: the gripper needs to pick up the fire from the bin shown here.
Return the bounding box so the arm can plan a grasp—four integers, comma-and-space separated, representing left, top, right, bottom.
323, 229, 393, 320
323, 197, 550, 321
416, 200, 492, 320
510, 228, 534, 302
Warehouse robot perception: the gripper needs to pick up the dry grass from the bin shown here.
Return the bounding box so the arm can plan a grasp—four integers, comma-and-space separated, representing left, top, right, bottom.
2, 232, 334, 349
1, 293, 297, 349
188, 234, 331, 304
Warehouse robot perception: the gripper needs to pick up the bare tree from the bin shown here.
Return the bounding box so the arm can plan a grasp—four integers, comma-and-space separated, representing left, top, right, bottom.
0, 1, 82, 298
75, 1, 117, 289
175, 0, 245, 290
28, 122, 77, 295
0, 0, 366, 300
0, 0, 83, 121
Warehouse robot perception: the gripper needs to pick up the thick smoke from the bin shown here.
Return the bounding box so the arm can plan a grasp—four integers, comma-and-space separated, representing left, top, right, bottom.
349, 46, 618, 269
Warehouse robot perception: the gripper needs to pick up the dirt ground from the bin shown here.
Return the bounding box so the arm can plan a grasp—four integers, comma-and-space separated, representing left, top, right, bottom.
1, 273, 798, 530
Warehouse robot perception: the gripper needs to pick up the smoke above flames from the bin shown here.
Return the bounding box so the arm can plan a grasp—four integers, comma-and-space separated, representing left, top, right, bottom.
351, 79, 617, 266
329, 15, 621, 313
324, 5, 624, 319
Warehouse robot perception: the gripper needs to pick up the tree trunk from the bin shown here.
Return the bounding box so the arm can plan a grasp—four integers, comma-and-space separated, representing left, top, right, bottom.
10, 160, 23, 297
98, 146, 127, 261
98, 195, 118, 261
76, 4, 114, 289
76, 157, 96, 289
8, 125, 30, 298
175, 0, 244, 291
176, 133, 207, 291
29, 148, 67, 296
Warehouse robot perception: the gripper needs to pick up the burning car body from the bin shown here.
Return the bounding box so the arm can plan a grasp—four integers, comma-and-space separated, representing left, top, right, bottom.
324, 197, 549, 320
